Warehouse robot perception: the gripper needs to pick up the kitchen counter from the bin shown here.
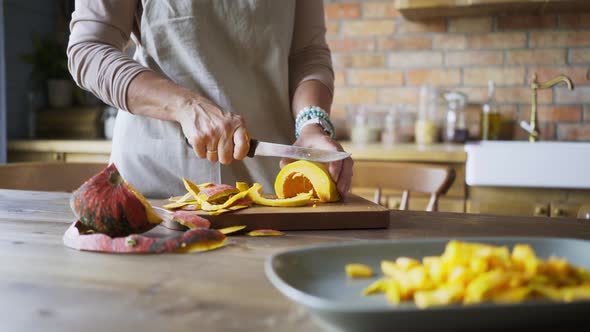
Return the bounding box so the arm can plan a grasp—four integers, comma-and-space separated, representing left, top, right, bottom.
8, 140, 466, 164
8, 139, 111, 154
339, 142, 467, 163
1, 189, 588, 332
7, 139, 112, 163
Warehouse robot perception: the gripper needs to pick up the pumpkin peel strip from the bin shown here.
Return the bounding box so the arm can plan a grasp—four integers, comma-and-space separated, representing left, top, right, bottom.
217, 225, 247, 235
247, 183, 311, 207
171, 211, 210, 229
63, 221, 226, 254
247, 229, 285, 237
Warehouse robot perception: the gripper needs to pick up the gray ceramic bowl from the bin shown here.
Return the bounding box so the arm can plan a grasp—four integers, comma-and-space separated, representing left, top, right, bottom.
265, 237, 590, 332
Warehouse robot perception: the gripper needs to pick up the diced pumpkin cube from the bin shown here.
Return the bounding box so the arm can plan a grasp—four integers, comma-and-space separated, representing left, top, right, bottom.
448, 266, 471, 286
464, 270, 508, 304
512, 244, 540, 276
362, 278, 388, 295
385, 279, 402, 304
414, 284, 463, 309
423, 256, 445, 284
561, 285, 590, 302
381, 260, 401, 278
469, 258, 489, 275
491, 287, 531, 304
346, 264, 374, 278
396, 257, 420, 271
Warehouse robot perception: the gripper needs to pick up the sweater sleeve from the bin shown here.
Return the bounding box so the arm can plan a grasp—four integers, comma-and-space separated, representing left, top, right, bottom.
289, 0, 335, 97
67, 0, 150, 111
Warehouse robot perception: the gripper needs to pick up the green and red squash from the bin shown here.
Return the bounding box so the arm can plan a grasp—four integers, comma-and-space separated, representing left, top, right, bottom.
70, 163, 162, 237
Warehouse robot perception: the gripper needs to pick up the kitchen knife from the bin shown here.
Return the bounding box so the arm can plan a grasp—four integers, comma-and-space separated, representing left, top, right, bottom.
247, 139, 350, 163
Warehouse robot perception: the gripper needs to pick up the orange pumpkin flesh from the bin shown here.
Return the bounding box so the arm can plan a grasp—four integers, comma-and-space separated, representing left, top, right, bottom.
275, 160, 340, 202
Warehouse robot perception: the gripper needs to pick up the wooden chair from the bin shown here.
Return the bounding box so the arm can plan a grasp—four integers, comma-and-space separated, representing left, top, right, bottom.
352, 161, 456, 212
0, 162, 106, 192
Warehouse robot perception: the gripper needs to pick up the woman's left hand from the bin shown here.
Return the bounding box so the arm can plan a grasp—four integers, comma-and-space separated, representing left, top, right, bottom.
280, 125, 353, 197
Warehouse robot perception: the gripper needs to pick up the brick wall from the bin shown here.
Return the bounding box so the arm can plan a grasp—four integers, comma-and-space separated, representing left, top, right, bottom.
325, 0, 590, 141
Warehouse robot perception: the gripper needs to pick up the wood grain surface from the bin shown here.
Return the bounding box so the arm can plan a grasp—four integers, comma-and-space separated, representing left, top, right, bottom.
155, 194, 390, 231
0, 189, 588, 332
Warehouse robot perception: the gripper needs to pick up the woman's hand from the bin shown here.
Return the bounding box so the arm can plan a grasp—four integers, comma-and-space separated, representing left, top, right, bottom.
175, 96, 250, 164
280, 125, 353, 197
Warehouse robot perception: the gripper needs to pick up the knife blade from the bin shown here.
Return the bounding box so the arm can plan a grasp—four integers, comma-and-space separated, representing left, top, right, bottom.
247, 139, 350, 163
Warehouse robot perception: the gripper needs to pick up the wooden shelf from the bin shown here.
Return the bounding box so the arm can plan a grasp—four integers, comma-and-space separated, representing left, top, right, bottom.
395, 0, 590, 20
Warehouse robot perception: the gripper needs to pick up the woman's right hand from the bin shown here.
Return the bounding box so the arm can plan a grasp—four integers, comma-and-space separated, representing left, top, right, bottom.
175, 96, 250, 164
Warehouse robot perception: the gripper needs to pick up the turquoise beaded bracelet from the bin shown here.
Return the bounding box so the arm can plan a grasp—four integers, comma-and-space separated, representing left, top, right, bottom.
295, 106, 336, 139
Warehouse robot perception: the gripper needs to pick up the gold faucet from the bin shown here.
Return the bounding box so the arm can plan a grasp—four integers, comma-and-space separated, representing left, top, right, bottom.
522, 74, 574, 142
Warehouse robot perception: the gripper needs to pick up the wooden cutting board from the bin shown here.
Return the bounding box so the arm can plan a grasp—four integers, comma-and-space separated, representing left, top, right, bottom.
154, 194, 389, 231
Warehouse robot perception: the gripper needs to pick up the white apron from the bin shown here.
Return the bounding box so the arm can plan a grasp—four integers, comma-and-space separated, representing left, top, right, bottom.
111, 0, 297, 198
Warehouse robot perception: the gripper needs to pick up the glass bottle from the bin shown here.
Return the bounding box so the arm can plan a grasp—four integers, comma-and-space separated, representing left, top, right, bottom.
481, 80, 502, 140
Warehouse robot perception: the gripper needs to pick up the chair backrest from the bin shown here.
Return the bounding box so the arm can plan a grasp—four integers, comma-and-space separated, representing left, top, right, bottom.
0, 162, 106, 192
352, 161, 456, 212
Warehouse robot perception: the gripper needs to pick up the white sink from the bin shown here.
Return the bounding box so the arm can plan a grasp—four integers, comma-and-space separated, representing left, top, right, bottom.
465, 141, 590, 189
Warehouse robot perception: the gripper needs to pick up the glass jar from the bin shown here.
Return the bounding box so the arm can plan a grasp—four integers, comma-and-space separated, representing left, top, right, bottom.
381, 109, 401, 146
443, 91, 468, 143
350, 108, 379, 145
415, 85, 440, 145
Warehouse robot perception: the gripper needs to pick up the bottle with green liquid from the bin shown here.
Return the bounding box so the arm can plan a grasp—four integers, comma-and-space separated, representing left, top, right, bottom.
481, 80, 502, 140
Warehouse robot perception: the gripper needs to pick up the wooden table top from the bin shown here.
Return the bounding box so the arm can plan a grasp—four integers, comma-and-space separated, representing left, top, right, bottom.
1, 189, 588, 332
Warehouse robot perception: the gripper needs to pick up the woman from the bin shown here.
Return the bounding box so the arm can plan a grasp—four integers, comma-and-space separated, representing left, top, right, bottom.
68, 0, 352, 198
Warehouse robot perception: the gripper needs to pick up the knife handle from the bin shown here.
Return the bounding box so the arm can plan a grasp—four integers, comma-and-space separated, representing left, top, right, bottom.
247, 138, 259, 158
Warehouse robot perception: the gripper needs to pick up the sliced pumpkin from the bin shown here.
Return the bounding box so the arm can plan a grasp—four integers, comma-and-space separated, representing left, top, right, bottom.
247, 183, 312, 207
200, 190, 251, 211
217, 225, 247, 235
182, 178, 201, 199
163, 199, 201, 210
275, 160, 340, 202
